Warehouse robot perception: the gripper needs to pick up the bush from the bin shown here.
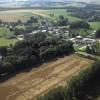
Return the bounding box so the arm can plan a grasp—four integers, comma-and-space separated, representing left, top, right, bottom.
70, 21, 90, 29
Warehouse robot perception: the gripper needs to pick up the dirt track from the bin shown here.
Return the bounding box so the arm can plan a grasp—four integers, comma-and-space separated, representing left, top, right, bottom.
0, 55, 93, 100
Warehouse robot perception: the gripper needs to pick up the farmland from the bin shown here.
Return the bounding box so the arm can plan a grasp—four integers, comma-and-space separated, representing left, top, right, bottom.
0, 55, 93, 100
0, 9, 81, 22
0, 4, 99, 100
0, 8, 82, 46
0, 8, 99, 46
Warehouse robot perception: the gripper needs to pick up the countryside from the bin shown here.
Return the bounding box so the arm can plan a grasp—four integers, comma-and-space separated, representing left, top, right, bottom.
0, 0, 100, 100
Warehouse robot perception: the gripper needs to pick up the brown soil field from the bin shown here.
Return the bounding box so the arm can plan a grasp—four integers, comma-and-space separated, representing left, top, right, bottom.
0, 9, 49, 22
0, 54, 94, 100
0, 15, 30, 22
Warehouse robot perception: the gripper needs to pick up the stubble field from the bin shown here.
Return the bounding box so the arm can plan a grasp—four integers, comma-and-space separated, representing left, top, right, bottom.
0, 54, 93, 100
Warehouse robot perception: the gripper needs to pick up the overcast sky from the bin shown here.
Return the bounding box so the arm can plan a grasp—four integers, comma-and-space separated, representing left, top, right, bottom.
0, 0, 98, 3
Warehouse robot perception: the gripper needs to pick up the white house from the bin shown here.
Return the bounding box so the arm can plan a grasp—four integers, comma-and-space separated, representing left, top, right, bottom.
17, 35, 24, 41
82, 38, 96, 44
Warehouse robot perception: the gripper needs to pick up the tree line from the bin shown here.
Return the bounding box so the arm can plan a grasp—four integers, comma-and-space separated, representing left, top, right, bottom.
67, 4, 100, 22
0, 32, 74, 76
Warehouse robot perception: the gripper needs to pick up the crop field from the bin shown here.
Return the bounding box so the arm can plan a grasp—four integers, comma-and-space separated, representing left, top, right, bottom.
0, 9, 81, 22
0, 55, 93, 100
0, 9, 49, 22
0, 15, 30, 23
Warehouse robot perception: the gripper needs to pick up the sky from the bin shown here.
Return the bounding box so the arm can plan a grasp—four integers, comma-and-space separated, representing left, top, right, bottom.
0, 0, 98, 3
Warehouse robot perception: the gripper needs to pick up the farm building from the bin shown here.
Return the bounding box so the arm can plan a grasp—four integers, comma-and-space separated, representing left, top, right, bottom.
82, 38, 96, 44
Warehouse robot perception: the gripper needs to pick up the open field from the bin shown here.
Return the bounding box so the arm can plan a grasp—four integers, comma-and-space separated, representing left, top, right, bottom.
89, 22, 100, 30
0, 27, 17, 46
0, 54, 93, 100
43, 9, 81, 21
0, 9, 49, 22
0, 27, 13, 37
0, 9, 81, 22
0, 38, 17, 46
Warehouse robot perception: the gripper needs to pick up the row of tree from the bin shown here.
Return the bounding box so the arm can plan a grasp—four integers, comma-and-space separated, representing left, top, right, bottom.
0, 32, 74, 76
67, 4, 100, 22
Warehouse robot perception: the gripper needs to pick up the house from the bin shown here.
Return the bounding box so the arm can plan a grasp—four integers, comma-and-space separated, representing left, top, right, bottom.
69, 38, 76, 43
75, 35, 83, 43
47, 27, 53, 31
48, 31, 53, 34
41, 30, 47, 33
30, 30, 40, 34
76, 36, 83, 40
82, 38, 96, 44
64, 32, 69, 37
17, 35, 24, 41
53, 28, 59, 32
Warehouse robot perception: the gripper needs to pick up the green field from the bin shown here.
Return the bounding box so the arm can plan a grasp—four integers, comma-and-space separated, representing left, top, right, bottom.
0, 27, 16, 46
44, 9, 81, 22
0, 38, 17, 46
15, 25, 25, 29
0, 27, 13, 37
89, 22, 100, 30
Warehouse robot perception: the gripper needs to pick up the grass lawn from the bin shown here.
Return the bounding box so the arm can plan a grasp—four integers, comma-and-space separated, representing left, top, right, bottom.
0, 38, 17, 46
89, 22, 100, 30
15, 25, 25, 29
0, 27, 14, 37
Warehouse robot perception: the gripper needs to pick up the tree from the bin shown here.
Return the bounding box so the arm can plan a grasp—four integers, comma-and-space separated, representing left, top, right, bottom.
57, 15, 68, 26
0, 46, 7, 57
70, 21, 90, 29
95, 29, 100, 38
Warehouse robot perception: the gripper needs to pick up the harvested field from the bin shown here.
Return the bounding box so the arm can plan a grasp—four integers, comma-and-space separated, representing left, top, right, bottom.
0, 9, 49, 22
0, 54, 94, 100
0, 9, 80, 22
0, 15, 30, 22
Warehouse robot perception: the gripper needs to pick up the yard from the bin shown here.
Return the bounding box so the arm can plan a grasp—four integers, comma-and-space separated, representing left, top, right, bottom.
89, 22, 100, 30
0, 38, 17, 46
0, 27, 13, 37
